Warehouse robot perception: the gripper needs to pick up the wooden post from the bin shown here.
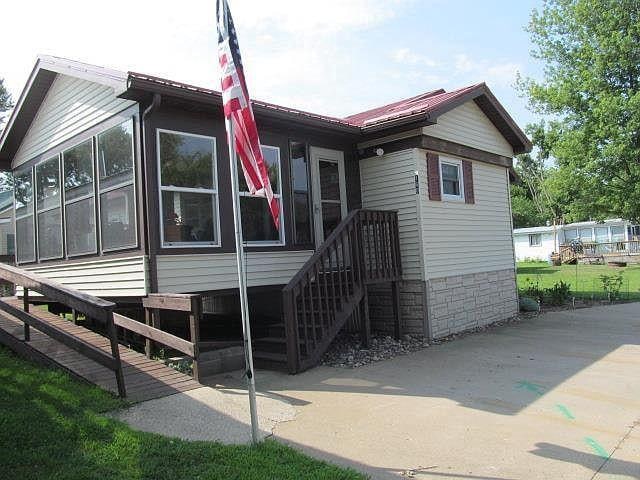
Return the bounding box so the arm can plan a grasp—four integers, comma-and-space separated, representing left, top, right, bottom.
360, 287, 371, 348
283, 289, 300, 374
23, 288, 30, 341
72, 309, 78, 325
392, 281, 402, 340
144, 307, 152, 358
189, 296, 202, 382
105, 309, 126, 398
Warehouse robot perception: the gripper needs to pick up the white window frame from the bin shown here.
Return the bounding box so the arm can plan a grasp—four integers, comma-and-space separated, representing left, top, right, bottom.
157, 129, 220, 248
62, 138, 98, 258
14, 166, 36, 264
35, 154, 64, 261
97, 118, 139, 253
439, 157, 465, 202
239, 144, 285, 246
529, 233, 542, 247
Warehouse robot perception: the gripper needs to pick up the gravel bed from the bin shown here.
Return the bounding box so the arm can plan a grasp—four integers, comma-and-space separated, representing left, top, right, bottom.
321, 333, 429, 368
321, 314, 535, 369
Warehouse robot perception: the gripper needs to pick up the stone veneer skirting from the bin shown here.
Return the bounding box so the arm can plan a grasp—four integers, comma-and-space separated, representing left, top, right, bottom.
366, 268, 518, 339
427, 268, 518, 339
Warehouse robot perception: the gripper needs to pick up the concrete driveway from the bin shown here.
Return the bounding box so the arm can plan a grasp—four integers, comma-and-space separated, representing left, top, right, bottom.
208, 304, 639, 479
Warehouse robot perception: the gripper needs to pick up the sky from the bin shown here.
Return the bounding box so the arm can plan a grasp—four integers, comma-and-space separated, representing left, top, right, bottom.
2, 0, 545, 130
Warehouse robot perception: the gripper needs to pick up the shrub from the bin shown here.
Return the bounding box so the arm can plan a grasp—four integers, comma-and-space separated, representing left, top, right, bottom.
521, 277, 544, 303
600, 273, 623, 301
544, 280, 571, 305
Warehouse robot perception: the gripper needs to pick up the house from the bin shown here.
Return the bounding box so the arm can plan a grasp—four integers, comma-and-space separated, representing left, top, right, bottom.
513, 219, 640, 263
0, 56, 531, 371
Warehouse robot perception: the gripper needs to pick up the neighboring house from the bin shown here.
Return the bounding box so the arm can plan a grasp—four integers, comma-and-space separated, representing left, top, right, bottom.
0, 56, 531, 370
514, 219, 640, 262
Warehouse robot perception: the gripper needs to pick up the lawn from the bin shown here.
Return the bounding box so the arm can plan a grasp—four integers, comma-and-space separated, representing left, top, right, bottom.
0, 347, 364, 480
517, 261, 640, 301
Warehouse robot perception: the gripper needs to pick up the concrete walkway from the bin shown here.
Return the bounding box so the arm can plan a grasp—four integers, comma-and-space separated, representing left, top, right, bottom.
207, 304, 640, 479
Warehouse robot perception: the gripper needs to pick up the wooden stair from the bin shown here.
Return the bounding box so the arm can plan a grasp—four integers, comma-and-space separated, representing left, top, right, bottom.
265, 209, 402, 374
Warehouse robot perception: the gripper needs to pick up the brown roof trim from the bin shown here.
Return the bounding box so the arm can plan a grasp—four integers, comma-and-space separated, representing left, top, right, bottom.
357, 134, 513, 169
124, 73, 362, 135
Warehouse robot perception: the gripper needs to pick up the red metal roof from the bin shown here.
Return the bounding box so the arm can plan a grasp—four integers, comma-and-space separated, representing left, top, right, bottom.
344, 83, 485, 127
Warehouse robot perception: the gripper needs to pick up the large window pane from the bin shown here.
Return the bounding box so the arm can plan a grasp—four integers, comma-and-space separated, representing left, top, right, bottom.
579, 228, 593, 241
611, 226, 625, 242
321, 203, 342, 241
16, 217, 35, 263
159, 131, 214, 189
37, 208, 62, 259
290, 142, 312, 244
36, 156, 61, 211
161, 191, 216, 243
241, 197, 279, 242
98, 120, 134, 189
100, 185, 136, 250
64, 140, 94, 200
65, 198, 96, 256
238, 146, 280, 193
14, 168, 33, 217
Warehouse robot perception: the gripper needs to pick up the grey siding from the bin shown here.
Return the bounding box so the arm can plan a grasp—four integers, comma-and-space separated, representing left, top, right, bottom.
156, 251, 314, 292
359, 149, 423, 280
13, 74, 134, 168
423, 101, 514, 158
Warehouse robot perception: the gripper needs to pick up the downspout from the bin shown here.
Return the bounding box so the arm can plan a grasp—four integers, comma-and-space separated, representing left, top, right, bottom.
141, 93, 162, 294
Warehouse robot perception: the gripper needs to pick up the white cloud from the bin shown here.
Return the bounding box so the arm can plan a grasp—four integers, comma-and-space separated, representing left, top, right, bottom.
453, 54, 521, 87
392, 48, 438, 67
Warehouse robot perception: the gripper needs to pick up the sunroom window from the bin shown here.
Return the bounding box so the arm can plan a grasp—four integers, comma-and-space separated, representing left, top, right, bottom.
158, 130, 219, 246
63, 139, 96, 256
97, 120, 137, 251
440, 160, 464, 200
14, 167, 35, 263
238, 145, 284, 244
35, 156, 63, 260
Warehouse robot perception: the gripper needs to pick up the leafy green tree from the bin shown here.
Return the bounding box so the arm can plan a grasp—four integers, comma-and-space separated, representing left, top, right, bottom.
0, 77, 14, 192
519, 0, 640, 222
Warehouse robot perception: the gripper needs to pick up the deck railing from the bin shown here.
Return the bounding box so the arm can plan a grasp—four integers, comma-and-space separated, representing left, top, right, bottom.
282, 209, 401, 373
560, 240, 640, 258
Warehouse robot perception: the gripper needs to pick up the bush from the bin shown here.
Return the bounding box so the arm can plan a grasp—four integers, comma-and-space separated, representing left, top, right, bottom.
522, 277, 544, 303
544, 280, 571, 305
600, 273, 623, 301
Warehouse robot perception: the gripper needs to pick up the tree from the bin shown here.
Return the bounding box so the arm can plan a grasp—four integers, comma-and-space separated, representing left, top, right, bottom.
519, 0, 640, 222
0, 77, 12, 130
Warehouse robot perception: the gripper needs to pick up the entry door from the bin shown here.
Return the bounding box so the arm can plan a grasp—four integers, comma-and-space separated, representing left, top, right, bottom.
310, 147, 347, 248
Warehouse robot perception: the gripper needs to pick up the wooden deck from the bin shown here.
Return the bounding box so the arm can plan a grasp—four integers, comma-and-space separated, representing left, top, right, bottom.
0, 298, 201, 403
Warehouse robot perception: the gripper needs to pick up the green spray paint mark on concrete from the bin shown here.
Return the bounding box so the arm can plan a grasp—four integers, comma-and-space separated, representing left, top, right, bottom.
585, 437, 609, 459
515, 380, 546, 396
555, 404, 575, 420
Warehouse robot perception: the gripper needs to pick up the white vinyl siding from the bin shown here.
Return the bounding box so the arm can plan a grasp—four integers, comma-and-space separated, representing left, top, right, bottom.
423, 101, 514, 158
513, 232, 556, 261
17, 256, 148, 297
156, 251, 313, 292
418, 149, 515, 278
13, 74, 135, 168
359, 150, 423, 281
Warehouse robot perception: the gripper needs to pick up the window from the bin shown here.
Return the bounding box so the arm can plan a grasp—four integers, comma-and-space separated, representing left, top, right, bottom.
529, 233, 542, 247
239, 145, 284, 244
157, 130, 219, 246
14, 167, 35, 263
579, 227, 593, 241
63, 139, 96, 256
611, 226, 625, 242
35, 156, 63, 260
595, 226, 609, 243
564, 228, 578, 243
97, 120, 137, 251
440, 160, 464, 200
290, 141, 312, 244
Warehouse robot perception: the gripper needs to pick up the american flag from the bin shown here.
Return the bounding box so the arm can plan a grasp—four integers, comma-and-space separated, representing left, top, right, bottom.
217, 0, 279, 228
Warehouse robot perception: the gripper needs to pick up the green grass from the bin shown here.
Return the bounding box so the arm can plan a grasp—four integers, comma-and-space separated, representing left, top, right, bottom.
517, 261, 640, 301
0, 347, 364, 480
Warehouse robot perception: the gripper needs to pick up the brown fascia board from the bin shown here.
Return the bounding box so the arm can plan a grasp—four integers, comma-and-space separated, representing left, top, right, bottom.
123, 75, 362, 136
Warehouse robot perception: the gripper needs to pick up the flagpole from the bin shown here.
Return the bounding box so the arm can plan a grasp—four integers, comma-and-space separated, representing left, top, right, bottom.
225, 118, 260, 445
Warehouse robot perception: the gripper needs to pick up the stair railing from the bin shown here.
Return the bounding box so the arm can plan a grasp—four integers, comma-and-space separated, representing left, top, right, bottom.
282, 209, 401, 373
